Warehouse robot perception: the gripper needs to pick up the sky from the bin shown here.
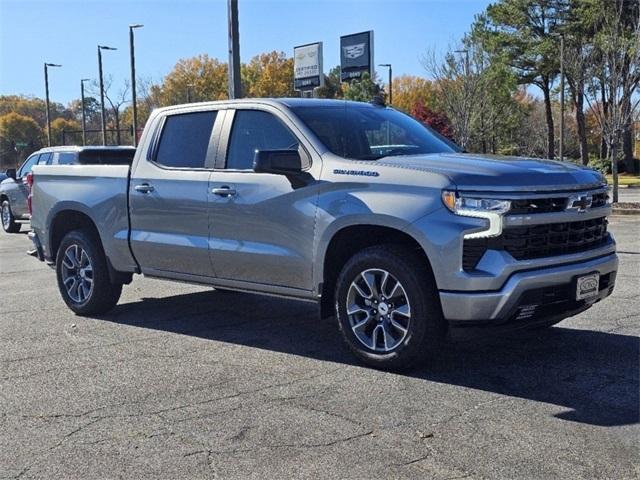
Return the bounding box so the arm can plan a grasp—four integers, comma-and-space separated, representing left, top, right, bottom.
0, 0, 492, 105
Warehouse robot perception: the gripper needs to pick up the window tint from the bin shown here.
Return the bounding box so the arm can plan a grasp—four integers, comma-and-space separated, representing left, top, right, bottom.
155, 111, 217, 168
18, 155, 39, 177
79, 150, 134, 165
37, 152, 52, 164
226, 110, 298, 170
54, 152, 77, 165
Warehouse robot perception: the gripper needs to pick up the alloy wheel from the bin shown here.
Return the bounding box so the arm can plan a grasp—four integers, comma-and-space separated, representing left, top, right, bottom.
346, 268, 411, 352
61, 244, 94, 303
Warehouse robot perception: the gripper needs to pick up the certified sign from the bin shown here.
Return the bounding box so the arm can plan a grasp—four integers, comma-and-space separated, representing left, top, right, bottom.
294, 42, 324, 91
340, 31, 374, 81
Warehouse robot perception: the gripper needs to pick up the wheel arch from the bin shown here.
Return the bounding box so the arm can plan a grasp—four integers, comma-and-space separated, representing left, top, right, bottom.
49, 208, 131, 285
318, 220, 435, 319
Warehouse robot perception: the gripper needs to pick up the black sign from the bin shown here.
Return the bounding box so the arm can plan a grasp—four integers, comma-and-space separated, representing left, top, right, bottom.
340, 31, 374, 82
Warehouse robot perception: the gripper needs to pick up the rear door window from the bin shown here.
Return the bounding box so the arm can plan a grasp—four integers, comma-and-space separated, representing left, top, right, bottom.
155, 111, 217, 169
53, 152, 77, 165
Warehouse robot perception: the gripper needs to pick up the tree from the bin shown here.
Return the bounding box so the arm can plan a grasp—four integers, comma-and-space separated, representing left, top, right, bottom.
242, 51, 295, 98
391, 75, 435, 113
422, 46, 485, 149
342, 72, 384, 102
0, 95, 69, 129
0, 112, 42, 167
50, 118, 82, 146
585, 0, 640, 201
479, 0, 563, 159
89, 76, 130, 145
411, 102, 454, 140
160, 54, 228, 105
316, 66, 343, 99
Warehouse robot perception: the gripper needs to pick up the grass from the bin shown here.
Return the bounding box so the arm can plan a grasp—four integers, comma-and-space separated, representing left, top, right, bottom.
606, 174, 640, 187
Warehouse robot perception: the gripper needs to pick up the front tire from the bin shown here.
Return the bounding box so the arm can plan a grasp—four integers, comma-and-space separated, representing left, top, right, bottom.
1, 200, 21, 233
335, 245, 445, 371
56, 229, 122, 315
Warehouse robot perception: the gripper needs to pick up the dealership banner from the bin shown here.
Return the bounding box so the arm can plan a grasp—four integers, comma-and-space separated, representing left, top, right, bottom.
340, 31, 374, 81
294, 42, 324, 91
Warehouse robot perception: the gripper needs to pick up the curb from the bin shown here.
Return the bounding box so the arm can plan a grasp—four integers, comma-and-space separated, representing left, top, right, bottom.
611, 209, 640, 216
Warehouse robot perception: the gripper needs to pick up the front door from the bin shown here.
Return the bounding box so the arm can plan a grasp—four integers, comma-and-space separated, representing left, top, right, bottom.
208, 108, 318, 291
129, 109, 221, 278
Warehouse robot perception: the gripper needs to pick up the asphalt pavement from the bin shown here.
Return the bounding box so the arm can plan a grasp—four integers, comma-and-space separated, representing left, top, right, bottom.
1, 217, 639, 479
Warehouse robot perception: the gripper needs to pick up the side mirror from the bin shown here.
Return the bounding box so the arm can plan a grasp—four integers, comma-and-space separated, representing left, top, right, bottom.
5, 168, 16, 180
253, 149, 303, 175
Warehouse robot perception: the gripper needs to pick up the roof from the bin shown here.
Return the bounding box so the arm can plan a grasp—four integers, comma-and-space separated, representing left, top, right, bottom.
155, 97, 384, 115
36, 145, 136, 153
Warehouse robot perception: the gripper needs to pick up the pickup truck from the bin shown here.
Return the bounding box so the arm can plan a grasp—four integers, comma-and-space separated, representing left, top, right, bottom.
1, 146, 135, 233
28, 98, 618, 369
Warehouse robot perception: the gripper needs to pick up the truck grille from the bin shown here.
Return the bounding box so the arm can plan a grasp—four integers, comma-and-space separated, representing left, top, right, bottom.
509, 192, 608, 214
463, 217, 609, 270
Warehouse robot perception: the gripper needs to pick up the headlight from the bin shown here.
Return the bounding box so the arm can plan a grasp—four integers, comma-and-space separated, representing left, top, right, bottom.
441, 190, 511, 239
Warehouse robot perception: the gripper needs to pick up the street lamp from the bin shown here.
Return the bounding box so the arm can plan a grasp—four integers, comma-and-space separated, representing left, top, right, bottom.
98, 45, 117, 146
129, 24, 143, 146
44, 63, 62, 147
80, 78, 91, 146
378, 64, 392, 105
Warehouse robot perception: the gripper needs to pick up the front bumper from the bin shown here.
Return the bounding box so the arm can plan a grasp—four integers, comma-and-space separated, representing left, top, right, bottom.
440, 252, 618, 325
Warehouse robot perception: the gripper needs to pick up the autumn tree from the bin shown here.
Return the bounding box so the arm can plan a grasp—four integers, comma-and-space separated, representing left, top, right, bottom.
50, 118, 82, 146
0, 112, 42, 167
390, 75, 435, 113
242, 51, 295, 98
411, 102, 454, 140
160, 54, 228, 105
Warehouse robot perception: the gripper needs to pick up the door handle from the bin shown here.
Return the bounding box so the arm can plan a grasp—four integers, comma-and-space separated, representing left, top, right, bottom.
134, 183, 154, 193
211, 186, 236, 197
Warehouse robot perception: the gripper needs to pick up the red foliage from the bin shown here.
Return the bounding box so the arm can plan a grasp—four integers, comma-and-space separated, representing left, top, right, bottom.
410, 102, 454, 141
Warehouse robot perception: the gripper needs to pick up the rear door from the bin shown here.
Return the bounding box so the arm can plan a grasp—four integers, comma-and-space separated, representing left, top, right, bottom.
129, 108, 222, 278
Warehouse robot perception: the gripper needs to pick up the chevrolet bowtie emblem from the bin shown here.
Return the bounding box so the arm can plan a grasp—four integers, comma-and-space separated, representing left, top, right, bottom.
567, 193, 593, 212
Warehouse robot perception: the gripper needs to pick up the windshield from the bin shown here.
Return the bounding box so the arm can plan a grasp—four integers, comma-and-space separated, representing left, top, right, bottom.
291, 105, 459, 161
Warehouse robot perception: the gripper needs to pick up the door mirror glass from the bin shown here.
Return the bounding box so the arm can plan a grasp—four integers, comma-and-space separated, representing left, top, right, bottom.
253, 150, 303, 175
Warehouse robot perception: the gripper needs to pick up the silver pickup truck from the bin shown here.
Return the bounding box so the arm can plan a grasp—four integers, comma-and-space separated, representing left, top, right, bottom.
29, 98, 617, 369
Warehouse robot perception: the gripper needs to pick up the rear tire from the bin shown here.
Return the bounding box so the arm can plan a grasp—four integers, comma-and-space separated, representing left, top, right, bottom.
56, 229, 122, 315
335, 245, 445, 371
1, 200, 21, 233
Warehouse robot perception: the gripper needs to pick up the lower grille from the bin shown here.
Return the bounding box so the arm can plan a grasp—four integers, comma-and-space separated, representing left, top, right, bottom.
463, 217, 609, 270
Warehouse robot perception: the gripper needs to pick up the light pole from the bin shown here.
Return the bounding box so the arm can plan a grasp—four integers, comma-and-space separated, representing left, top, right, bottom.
559, 34, 565, 161
129, 24, 143, 146
44, 63, 62, 146
378, 63, 392, 105
187, 83, 195, 103
80, 78, 90, 145
227, 0, 241, 99
98, 45, 117, 146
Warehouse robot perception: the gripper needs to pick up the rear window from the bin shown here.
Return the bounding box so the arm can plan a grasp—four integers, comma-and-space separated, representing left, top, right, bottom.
78, 150, 135, 165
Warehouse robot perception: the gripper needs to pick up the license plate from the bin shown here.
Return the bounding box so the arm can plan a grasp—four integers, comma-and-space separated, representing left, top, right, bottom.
576, 273, 600, 300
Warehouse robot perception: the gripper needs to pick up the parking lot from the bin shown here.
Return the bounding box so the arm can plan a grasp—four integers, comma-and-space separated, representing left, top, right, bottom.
1, 217, 638, 479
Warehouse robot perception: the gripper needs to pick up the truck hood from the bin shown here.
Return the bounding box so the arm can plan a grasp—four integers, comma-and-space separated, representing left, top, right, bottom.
377, 153, 605, 192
